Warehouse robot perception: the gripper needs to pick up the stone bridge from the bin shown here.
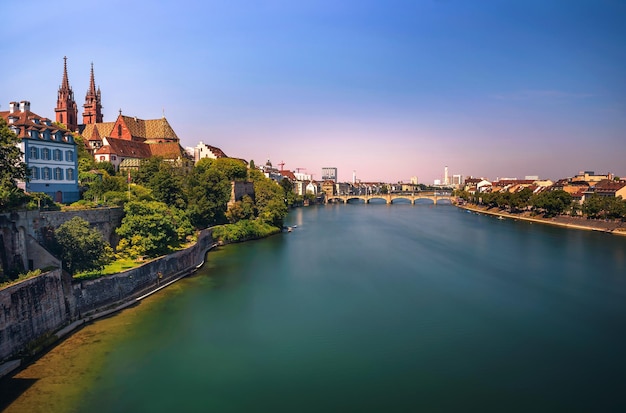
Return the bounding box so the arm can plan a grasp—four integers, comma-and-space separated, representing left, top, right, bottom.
326, 191, 455, 205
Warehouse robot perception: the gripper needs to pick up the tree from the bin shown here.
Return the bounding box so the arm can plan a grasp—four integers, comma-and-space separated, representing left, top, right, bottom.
212, 158, 248, 181
185, 161, 232, 229
134, 157, 186, 208
55, 216, 112, 275
226, 195, 256, 223
0, 117, 29, 211
531, 190, 572, 217
116, 201, 193, 258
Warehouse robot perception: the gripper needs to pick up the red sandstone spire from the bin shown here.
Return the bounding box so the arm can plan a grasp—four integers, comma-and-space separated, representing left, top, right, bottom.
55, 56, 78, 131
88, 62, 96, 96
83, 62, 103, 124
61, 56, 70, 90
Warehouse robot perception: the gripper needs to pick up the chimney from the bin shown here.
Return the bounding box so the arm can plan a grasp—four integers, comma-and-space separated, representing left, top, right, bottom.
19, 101, 30, 112
9, 101, 17, 113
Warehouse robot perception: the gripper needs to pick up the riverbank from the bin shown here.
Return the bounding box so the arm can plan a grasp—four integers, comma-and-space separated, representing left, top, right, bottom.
458, 204, 626, 236
0, 228, 219, 381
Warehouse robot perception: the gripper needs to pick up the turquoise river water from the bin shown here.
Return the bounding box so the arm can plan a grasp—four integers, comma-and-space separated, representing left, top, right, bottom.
3, 203, 626, 412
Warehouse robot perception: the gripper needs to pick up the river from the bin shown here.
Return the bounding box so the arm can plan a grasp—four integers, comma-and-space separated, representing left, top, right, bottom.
2, 203, 626, 412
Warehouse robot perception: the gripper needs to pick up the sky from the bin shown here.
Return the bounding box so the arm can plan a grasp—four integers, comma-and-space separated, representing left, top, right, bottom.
1, 0, 625, 184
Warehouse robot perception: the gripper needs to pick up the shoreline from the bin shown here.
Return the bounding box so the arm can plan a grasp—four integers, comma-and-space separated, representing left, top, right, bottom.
0, 241, 219, 381
458, 204, 626, 236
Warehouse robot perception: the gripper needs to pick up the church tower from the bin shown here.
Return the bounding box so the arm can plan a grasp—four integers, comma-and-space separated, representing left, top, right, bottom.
83, 62, 103, 124
55, 56, 78, 131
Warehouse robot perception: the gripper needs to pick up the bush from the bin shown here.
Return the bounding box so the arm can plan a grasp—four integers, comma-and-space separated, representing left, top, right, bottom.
212, 219, 280, 243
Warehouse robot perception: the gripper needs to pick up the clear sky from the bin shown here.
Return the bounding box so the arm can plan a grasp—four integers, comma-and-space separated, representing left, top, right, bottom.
1, 0, 625, 184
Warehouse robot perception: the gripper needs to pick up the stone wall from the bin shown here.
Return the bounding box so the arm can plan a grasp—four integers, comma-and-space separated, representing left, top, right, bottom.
41, 207, 124, 246
0, 227, 215, 364
71, 228, 214, 317
0, 207, 124, 274
0, 269, 70, 361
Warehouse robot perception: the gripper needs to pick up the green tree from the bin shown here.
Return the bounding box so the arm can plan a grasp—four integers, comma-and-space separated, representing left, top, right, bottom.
582, 194, 605, 219
135, 157, 186, 208
116, 201, 193, 258
531, 190, 572, 217
0, 117, 29, 211
95, 161, 116, 176
212, 158, 248, 181
55, 216, 112, 275
185, 163, 231, 229
226, 195, 256, 223
510, 187, 533, 211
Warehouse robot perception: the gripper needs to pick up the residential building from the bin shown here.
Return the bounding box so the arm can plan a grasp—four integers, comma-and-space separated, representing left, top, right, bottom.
594, 180, 626, 199
1, 101, 79, 203
321, 180, 336, 198
192, 141, 228, 163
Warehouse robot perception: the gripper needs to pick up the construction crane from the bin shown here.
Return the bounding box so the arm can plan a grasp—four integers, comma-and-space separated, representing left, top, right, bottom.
278, 161, 285, 171
296, 167, 306, 173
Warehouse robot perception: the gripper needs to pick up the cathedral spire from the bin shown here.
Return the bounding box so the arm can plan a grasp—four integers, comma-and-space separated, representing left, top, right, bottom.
88, 62, 96, 96
55, 56, 78, 131
83, 62, 103, 124
61, 56, 70, 90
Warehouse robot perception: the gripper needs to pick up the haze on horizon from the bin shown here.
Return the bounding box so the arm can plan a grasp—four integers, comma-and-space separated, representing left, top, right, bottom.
1, 0, 624, 184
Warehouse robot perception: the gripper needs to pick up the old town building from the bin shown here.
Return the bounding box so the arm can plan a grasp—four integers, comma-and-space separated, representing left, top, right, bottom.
1, 101, 79, 203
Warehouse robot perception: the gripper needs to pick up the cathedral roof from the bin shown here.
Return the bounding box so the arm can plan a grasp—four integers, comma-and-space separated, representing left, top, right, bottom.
148, 142, 186, 159
96, 137, 152, 158
119, 115, 179, 141
81, 122, 114, 141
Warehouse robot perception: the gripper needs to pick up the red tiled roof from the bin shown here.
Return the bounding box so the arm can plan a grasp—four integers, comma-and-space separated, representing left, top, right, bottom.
119, 115, 178, 141
0, 108, 74, 144
280, 170, 297, 181
148, 142, 185, 159
96, 137, 152, 158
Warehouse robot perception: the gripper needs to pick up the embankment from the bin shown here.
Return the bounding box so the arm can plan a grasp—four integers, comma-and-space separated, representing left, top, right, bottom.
0, 227, 216, 376
459, 204, 626, 236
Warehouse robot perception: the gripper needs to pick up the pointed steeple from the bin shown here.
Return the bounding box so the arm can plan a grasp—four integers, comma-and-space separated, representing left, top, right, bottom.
55, 56, 78, 131
83, 62, 103, 124
61, 56, 70, 90
88, 62, 96, 96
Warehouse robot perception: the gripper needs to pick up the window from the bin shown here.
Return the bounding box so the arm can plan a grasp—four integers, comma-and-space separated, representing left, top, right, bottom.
66, 168, 74, 181
117, 124, 122, 137
65, 151, 73, 162
55, 167, 63, 180
31, 167, 40, 180
29, 147, 38, 160
112, 156, 117, 161
42, 148, 50, 160
42, 167, 50, 180
100, 156, 105, 161
53, 149, 62, 161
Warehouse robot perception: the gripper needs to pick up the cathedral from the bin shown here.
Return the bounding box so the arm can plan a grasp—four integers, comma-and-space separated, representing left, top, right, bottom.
56, 57, 190, 171
54, 56, 102, 132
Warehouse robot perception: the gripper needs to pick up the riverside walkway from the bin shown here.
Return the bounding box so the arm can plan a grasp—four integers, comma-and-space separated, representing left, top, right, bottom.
326, 191, 455, 205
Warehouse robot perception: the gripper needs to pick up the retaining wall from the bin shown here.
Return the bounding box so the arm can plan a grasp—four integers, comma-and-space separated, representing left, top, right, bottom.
0, 269, 70, 361
0, 227, 215, 365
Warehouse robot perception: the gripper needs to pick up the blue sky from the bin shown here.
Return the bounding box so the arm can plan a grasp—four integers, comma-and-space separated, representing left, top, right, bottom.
2, 0, 624, 183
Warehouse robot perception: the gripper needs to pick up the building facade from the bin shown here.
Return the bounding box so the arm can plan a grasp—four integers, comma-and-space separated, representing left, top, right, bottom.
322, 167, 337, 182
1, 101, 79, 203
